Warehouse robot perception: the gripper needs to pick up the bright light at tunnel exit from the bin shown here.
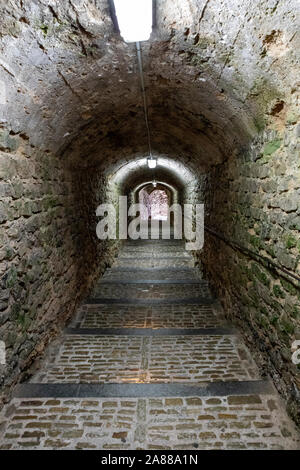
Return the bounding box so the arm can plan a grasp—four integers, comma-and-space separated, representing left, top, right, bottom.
113, 0, 153, 43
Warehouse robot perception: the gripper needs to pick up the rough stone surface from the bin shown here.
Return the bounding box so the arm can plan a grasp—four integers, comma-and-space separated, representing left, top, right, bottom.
0, 0, 299, 433
0, 239, 299, 450
30, 334, 259, 384
0, 395, 298, 450
200, 124, 300, 426
0, 137, 119, 403
74, 304, 223, 329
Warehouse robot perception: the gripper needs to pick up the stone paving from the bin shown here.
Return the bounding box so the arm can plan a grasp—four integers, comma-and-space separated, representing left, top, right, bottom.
102, 269, 202, 281
120, 251, 190, 258
0, 239, 299, 450
91, 283, 212, 300
31, 335, 258, 384
114, 257, 195, 268
122, 246, 186, 253
0, 395, 298, 450
73, 304, 223, 329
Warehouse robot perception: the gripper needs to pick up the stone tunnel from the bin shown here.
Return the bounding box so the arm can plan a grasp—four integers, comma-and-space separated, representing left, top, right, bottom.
0, 0, 299, 451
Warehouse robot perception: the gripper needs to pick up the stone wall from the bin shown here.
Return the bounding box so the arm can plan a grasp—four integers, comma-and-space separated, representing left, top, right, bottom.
201, 121, 300, 425
77, 169, 120, 293
0, 129, 118, 405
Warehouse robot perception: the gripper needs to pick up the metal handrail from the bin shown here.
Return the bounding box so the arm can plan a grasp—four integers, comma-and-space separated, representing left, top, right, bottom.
205, 225, 300, 287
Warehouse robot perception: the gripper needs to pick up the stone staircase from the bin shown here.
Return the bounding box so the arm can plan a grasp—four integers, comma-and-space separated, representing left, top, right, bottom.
0, 239, 299, 449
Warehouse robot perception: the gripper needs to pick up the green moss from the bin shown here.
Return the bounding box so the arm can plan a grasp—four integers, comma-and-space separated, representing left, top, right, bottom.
253, 115, 266, 133
5, 247, 14, 260
256, 313, 269, 328
265, 245, 275, 258
260, 306, 269, 316
273, 285, 286, 299
291, 306, 300, 319
6, 266, 17, 288
272, 299, 283, 313
249, 235, 261, 250
251, 263, 270, 287
11, 303, 30, 331
286, 112, 299, 125
194, 36, 214, 49
11, 302, 21, 320
263, 139, 282, 156
285, 234, 297, 249
39, 24, 49, 36
250, 78, 282, 110
44, 196, 58, 210
280, 279, 298, 296
270, 315, 279, 325
280, 319, 295, 335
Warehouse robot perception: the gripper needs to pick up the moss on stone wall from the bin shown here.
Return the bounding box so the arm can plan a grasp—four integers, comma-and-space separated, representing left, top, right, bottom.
0, 130, 119, 401
200, 121, 300, 427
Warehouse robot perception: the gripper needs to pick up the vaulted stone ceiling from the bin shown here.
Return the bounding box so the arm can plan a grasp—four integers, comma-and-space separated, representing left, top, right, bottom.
1, 0, 298, 172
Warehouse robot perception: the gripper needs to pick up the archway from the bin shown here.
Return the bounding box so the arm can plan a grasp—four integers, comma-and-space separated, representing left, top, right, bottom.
139, 186, 170, 221
148, 189, 169, 221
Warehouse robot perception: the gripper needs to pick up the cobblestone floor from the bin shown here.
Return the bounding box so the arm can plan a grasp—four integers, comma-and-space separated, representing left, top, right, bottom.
114, 258, 195, 268
91, 283, 212, 299
31, 335, 259, 384
0, 395, 298, 450
73, 304, 223, 329
123, 247, 186, 253
0, 239, 299, 450
120, 251, 190, 258
102, 269, 202, 281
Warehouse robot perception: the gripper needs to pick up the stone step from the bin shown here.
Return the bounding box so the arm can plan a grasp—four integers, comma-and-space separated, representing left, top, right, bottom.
2, 391, 298, 450
113, 258, 195, 268
107, 267, 198, 271
64, 327, 238, 336
90, 283, 212, 300
103, 267, 201, 281
125, 240, 184, 245
30, 334, 260, 384
85, 298, 215, 305
14, 380, 274, 398
118, 252, 192, 258
72, 304, 224, 329
122, 246, 186, 253
1, 239, 299, 451
99, 279, 206, 284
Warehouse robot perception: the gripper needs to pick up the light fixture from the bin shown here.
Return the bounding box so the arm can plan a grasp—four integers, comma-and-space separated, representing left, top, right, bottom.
147, 156, 157, 169
113, 0, 153, 43
111, 1, 157, 176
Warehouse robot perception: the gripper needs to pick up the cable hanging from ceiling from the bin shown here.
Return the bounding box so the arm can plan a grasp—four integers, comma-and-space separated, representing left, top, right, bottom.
110, 0, 157, 169
136, 41, 157, 170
